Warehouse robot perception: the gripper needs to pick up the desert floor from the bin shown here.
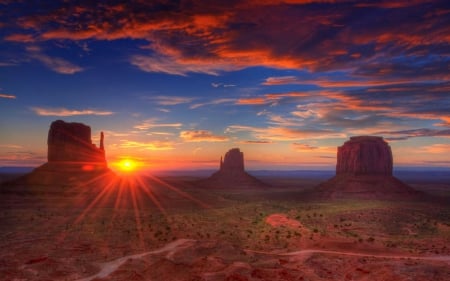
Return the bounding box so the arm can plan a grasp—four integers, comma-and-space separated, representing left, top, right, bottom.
0, 171, 449, 280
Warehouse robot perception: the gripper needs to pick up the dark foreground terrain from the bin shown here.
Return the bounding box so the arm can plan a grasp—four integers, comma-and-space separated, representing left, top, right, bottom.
0, 169, 449, 280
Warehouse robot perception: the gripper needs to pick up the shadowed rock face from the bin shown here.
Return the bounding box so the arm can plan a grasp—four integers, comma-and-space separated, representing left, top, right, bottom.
47, 120, 105, 164
336, 136, 392, 176
6, 120, 112, 187
202, 148, 268, 188
315, 136, 418, 199
220, 148, 244, 173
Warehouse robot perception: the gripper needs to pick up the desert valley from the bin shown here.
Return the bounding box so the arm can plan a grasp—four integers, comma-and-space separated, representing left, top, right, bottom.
1, 120, 449, 281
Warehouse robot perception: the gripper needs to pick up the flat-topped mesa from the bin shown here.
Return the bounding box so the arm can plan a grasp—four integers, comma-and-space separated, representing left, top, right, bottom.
220, 148, 244, 173
313, 136, 418, 199
47, 120, 106, 164
336, 136, 393, 176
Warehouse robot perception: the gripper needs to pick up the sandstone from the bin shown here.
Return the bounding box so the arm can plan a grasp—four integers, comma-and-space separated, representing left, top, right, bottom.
47, 120, 105, 164
10, 120, 112, 187
315, 136, 419, 199
202, 148, 268, 188
336, 136, 392, 176
220, 148, 245, 174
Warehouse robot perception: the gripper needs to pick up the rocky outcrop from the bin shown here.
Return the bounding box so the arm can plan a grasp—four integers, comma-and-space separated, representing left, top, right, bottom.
336, 136, 392, 176
201, 148, 268, 188
47, 120, 105, 164
10, 120, 112, 187
219, 148, 245, 175
314, 136, 419, 199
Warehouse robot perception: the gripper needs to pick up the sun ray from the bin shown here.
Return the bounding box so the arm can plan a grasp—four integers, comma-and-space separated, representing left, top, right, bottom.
146, 174, 211, 209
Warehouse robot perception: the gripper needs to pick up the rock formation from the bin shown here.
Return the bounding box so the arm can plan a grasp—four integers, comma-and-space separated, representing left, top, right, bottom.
315, 136, 418, 199
12, 120, 112, 187
201, 148, 268, 188
47, 120, 106, 164
219, 148, 245, 175
336, 136, 392, 176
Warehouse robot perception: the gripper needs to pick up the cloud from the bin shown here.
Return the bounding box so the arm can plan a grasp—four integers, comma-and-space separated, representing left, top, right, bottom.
134, 119, 182, 130
240, 140, 273, 144
211, 82, 236, 88
131, 55, 232, 76
145, 96, 194, 106
236, 97, 267, 105
180, 130, 229, 142
26, 46, 83, 74
0, 93, 16, 99
4, 33, 35, 43
2, 0, 447, 82
190, 98, 235, 109
418, 144, 450, 154
376, 128, 450, 140
31, 107, 114, 116
119, 140, 175, 151
292, 143, 335, 153
226, 125, 344, 141
262, 76, 303, 85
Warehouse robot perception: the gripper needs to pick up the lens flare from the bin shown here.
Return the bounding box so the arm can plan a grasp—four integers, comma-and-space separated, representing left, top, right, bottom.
119, 159, 136, 172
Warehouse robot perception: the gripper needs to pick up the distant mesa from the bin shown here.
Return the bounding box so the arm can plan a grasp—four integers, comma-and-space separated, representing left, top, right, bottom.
315, 136, 419, 199
201, 148, 268, 188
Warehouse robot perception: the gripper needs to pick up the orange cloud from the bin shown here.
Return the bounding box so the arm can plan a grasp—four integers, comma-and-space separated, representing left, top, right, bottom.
180, 130, 228, 142
144, 96, 195, 106
31, 107, 114, 116
4, 33, 35, 42
119, 140, 175, 151
134, 119, 182, 130
226, 125, 344, 141
4, 1, 448, 80
0, 93, 16, 99
236, 97, 267, 105
292, 143, 335, 153
418, 144, 450, 154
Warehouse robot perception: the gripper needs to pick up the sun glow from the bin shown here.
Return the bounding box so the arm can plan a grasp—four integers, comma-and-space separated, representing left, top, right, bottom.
118, 159, 137, 172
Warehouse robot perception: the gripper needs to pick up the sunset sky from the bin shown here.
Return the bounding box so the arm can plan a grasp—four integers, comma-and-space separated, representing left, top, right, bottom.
0, 0, 449, 170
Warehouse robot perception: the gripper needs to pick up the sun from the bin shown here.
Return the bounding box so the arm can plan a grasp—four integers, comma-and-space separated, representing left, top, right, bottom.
119, 159, 136, 172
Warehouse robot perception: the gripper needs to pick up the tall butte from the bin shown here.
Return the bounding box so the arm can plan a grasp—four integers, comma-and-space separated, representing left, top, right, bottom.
47, 120, 106, 165
201, 148, 268, 188
315, 136, 418, 199
16, 120, 112, 186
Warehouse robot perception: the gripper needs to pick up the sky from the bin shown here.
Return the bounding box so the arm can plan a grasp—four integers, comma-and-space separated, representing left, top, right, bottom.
0, 0, 449, 171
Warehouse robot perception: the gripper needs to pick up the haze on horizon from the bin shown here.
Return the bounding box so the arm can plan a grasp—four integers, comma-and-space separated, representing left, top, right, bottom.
0, 0, 449, 170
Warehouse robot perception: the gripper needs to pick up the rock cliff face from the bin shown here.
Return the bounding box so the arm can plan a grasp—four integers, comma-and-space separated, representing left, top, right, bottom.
336, 136, 392, 176
202, 148, 267, 188
12, 120, 111, 187
315, 136, 418, 199
220, 148, 245, 174
47, 120, 105, 164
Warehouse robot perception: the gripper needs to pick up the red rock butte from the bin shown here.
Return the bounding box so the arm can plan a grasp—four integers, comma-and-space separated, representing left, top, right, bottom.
315, 136, 419, 199
14, 120, 112, 186
201, 148, 268, 188
47, 120, 106, 165
336, 136, 393, 176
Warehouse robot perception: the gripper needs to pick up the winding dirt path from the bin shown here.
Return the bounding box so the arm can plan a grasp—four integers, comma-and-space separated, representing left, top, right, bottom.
76, 239, 450, 281
75, 239, 195, 281
247, 248, 450, 264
